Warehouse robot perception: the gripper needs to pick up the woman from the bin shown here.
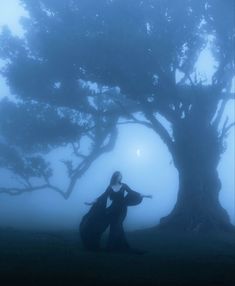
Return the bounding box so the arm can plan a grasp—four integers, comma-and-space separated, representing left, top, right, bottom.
79, 171, 152, 253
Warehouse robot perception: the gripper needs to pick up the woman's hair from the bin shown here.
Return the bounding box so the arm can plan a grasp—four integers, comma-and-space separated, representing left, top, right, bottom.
110, 171, 122, 186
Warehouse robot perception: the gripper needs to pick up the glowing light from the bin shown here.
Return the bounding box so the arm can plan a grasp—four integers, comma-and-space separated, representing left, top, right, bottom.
136, 149, 141, 157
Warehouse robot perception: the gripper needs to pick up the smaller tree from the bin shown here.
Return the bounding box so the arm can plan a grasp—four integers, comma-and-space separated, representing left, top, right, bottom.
0, 89, 120, 198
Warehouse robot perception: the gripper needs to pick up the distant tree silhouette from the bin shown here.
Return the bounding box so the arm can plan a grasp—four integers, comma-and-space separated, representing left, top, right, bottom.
0, 0, 234, 230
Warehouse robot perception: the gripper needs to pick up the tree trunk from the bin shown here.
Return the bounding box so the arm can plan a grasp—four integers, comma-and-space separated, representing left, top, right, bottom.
160, 119, 233, 232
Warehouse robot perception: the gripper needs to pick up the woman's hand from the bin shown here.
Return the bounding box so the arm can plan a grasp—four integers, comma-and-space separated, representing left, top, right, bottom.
84, 200, 96, 206
141, 194, 153, 199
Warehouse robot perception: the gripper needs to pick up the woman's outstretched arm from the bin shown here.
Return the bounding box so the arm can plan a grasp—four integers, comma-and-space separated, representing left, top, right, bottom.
84, 186, 111, 205
123, 183, 153, 199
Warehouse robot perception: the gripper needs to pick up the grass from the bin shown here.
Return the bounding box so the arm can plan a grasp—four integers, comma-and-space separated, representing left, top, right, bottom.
0, 227, 234, 285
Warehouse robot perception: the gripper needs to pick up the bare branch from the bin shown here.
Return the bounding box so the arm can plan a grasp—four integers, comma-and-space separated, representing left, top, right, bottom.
119, 117, 152, 128
63, 127, 118, 199
220, 118, 235, 139
115, 99, 174, 153
145, 112, 174, 153
99, 127, 118, 154
0, 183, 65, 198
224, 122, 235, 133
180, 73, 195, 86
71, 142, 86, 158
114, 100, 137, 118
114, 100, 155, 128
117, 120, 151, 128
10, 175, 31, 189
212, 99, 228, 128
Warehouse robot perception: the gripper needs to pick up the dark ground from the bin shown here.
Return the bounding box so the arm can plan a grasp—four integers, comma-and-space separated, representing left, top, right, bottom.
0, 227, 234, 286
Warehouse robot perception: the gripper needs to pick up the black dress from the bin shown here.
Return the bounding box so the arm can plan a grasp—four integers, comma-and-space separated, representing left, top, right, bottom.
79, 183, 143, 251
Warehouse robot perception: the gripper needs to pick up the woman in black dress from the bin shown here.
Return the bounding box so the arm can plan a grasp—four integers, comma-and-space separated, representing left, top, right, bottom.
79, 171, 152, 253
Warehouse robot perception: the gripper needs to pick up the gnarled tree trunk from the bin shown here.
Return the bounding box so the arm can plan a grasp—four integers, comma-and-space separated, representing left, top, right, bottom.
160, 115, 233, 232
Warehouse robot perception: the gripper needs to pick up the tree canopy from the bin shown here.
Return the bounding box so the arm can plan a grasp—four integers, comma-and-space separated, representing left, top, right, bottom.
0, 0, 234, 209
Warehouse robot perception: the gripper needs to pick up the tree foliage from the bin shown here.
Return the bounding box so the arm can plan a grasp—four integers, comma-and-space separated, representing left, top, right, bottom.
0, 0, 234, 208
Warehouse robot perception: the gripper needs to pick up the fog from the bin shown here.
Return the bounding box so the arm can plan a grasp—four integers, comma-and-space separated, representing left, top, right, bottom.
0, 0, 234, 232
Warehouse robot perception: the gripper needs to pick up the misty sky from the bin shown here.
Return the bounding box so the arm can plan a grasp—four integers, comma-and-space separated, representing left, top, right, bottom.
0, 1, 234, 231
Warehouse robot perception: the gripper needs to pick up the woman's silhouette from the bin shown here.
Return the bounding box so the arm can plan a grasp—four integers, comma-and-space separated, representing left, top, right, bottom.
79, 171, 152, 253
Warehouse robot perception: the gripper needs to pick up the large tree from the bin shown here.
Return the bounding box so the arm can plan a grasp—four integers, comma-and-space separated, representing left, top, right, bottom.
0, 0, 234, 231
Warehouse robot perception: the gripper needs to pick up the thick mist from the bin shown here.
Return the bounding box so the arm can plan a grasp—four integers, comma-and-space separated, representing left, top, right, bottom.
0, 117, 234, 231
0, 0, 234, 232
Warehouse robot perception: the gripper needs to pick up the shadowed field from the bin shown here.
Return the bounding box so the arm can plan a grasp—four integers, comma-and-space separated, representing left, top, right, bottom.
0, 228, 234, 285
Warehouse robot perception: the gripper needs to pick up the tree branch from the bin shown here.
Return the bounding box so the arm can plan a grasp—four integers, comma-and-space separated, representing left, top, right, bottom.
117, 120, 151, 128
212, 99, 228, 128
71, 142, 87, 159
0, 183, 66, 197
114, 100, 154, 128
115, 99, 175, 153
224, 122, 235, 134
220, 118, 235, 140
145, 112, 174, 153
63, 126, 118, 199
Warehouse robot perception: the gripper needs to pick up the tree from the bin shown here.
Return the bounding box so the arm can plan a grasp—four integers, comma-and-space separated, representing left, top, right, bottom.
0, 91, 120, 198
0, 0, 234, 230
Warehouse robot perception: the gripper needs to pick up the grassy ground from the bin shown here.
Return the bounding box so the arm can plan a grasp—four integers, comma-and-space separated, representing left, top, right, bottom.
0, 227, 234, 285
